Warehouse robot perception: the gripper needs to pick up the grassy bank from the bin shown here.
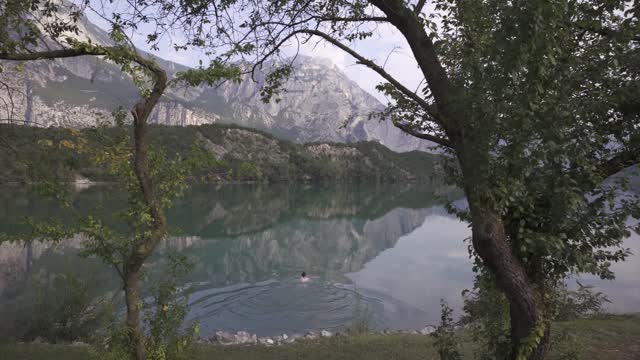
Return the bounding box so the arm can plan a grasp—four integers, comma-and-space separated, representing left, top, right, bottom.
2, 314, 639, 360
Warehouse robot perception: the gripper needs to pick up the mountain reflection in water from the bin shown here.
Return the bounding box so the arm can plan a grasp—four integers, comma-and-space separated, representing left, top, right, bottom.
0, 183, 637, 336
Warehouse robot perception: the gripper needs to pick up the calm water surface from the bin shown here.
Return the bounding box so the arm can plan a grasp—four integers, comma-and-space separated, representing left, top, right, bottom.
0, 184, 638, 336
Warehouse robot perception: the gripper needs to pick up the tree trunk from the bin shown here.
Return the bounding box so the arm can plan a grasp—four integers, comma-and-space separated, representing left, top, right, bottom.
125, 269, 146, 360
455, 145, 549, 360
122, 59, 168, 360
510, 304, 551, 360
467, 201, 550, 360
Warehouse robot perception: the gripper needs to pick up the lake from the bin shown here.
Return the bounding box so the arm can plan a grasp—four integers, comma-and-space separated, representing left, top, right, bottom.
0, 183, 638, 337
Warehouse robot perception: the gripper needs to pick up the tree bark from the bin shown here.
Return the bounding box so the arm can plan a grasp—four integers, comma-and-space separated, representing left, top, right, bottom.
461, 153, 550, 360
468, 199, 550, 360
124, 270, 145, 360
121, 60, 168, 360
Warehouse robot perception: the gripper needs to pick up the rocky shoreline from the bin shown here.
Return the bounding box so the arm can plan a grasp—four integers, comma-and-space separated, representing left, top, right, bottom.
202, 326, 439, 346
24, 325, 442, 349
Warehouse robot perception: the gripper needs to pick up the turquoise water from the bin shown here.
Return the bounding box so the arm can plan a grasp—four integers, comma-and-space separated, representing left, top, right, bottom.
0, 184, 637, 336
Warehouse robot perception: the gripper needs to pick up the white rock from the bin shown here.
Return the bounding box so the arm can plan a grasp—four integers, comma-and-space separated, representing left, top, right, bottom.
258, 337, 275, 345
320, 330, 333, 337
420, 326, 436, 335
214, 331, 236, 345
235, 331, 257, 344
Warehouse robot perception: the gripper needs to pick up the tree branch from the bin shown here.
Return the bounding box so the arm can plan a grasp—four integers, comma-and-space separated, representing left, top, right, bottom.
414, 0, 427, 15
0, 48, 105, 61
295, 29, 442, 123
369, 0, 460, 134
601, 148, 640, 178
576, 24, 640, 43
392, 119, 452, 148
316, 15, 389, 23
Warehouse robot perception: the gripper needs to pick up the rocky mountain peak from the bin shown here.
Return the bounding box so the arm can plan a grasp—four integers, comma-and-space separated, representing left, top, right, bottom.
0, 16, 433, 152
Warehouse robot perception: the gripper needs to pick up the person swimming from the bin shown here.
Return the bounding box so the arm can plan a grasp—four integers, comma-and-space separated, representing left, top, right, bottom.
300, 271, 309, 283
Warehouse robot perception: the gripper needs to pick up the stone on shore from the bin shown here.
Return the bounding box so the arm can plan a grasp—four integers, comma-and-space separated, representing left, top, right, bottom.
420, 326, 436, 335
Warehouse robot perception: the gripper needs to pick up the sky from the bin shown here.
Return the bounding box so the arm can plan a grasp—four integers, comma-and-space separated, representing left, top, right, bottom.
84, 1, 428, 104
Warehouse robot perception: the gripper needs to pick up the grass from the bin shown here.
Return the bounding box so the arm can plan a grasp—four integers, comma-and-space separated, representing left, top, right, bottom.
551, 314, 640, 360
1, 314, 639, 360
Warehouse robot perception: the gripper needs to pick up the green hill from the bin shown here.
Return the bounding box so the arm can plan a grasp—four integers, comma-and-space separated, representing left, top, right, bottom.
0, 124, 444, 184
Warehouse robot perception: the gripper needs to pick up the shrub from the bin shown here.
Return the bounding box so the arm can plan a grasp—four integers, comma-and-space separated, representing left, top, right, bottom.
0, 271, 107, 342
552, 280, 610, 321
91, 254, 198, 360
433, 300, 462, 360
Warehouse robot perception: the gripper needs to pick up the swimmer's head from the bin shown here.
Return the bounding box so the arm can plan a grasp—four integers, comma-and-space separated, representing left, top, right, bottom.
301, 272, 306, 278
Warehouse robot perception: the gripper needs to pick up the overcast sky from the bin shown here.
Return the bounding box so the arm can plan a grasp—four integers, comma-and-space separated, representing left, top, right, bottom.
85, 1, 427, 104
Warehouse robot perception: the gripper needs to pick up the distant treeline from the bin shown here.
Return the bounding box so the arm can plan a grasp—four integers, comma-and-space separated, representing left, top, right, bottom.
0, 124, 444, 184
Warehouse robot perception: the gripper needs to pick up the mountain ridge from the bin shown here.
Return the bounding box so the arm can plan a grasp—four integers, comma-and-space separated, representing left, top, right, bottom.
0, 15, 433, 152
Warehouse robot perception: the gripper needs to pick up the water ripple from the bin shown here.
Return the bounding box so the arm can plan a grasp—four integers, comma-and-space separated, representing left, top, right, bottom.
185, 279, 386, 336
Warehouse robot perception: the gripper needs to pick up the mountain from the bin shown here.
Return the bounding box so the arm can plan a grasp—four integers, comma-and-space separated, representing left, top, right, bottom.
0, 15, 432, 152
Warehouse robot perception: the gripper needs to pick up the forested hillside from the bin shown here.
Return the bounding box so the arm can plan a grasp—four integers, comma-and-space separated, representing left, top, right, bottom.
0, 124, 443, 184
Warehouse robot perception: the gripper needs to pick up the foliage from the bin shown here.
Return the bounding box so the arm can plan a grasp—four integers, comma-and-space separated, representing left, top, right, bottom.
0, 117, 206, 356
235, 162, 263, 181
91, 254, 198, 360
461, 273, 511, 360
433, 300, 462, 360
551, 330, 582, 360
91, 317, 138, 360
462, 273, 614, 359
551, 281, 611, 322
144, 255, 199, 360
430, 0, 640, 280
0, 270, 109, 343
0, 124, 443, 184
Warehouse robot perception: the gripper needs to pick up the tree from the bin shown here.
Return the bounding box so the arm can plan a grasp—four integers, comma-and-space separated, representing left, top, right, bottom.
3, 1, 639, 359
71, 1, 640, 359
0, 1, 239, 359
